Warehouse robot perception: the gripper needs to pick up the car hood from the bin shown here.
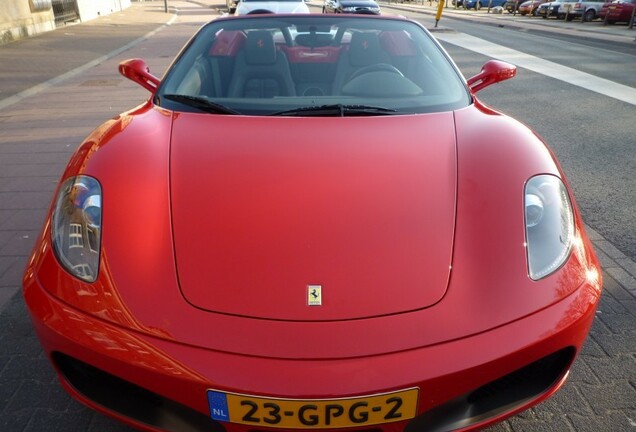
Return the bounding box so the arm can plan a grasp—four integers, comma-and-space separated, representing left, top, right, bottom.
170, 113, 456, 321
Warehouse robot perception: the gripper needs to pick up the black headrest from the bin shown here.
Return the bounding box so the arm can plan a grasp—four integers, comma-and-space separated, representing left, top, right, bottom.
348, 32, 388, 67
245, 31, 277, 65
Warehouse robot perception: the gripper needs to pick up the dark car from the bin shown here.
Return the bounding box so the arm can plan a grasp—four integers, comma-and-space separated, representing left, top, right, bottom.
504, 0, 522, 12
538, 0, 564, 17
323, 0, 381, 14
599, 0, 636, 22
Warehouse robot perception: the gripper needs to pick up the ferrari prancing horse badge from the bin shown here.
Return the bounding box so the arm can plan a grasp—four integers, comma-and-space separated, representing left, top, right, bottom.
307, 285, 322, 306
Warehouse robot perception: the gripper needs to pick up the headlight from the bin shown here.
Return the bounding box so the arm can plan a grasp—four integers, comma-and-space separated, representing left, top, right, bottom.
52, 175, 102, 282
524, 175, 574, 280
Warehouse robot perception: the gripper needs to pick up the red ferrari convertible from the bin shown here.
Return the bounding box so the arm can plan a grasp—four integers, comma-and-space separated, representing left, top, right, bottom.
23, 13, 602, 432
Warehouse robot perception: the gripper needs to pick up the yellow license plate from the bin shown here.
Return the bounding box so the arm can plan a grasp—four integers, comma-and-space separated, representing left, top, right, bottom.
207, 388, 419, 429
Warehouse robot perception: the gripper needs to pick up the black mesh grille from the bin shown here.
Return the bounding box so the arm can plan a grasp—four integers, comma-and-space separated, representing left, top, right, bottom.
52, 352, 224, 432
405, 348, 575, 432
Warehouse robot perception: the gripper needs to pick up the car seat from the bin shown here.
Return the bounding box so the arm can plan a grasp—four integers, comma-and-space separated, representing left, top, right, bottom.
331, 31, 392, 95
227, 30, 296, 98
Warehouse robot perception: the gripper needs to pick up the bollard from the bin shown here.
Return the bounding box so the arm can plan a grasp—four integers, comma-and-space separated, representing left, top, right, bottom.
435, 0, 445, 27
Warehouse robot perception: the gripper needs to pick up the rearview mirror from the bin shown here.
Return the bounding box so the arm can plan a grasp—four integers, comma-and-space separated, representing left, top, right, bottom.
466, 60, 516, 94
119, 58, 160, 94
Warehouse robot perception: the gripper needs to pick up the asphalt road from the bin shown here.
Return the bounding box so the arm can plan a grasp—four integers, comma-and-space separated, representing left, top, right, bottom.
0, 1, 635, 431
423, 12, 636, 263
0, 6, 174, 102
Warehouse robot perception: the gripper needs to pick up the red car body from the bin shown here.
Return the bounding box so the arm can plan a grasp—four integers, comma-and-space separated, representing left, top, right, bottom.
599, 0, 636, 23
23, 14, 602, 432
518, 0, 549, 15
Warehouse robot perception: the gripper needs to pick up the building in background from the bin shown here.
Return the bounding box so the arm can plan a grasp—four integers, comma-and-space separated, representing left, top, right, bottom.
0, 0, 131, 45
1, 0, 55, 44
74, 0, 132, 23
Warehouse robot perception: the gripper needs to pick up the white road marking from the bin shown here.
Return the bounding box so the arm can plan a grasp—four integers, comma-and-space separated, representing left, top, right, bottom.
434, 32, 636, 106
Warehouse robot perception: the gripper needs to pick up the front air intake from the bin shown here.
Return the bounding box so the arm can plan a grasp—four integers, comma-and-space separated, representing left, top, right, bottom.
405, 348, 575, 432
52, 352, 224, 432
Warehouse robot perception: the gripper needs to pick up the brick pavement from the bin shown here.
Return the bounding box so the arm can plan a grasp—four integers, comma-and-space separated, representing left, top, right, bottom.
0, 2, 176, 110
0, 1, 635, 430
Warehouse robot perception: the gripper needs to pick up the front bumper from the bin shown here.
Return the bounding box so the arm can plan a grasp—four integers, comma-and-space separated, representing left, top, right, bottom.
24, 272, 600, 432
339, 7, 381, 14
538, 5, 560, 16
560, 7, 583, 17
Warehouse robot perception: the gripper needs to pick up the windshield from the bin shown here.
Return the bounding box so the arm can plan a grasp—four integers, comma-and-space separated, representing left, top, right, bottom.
157, 15, 470, 116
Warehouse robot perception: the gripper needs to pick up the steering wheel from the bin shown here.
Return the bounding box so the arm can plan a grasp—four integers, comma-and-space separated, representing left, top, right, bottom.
348, 63, 404, 82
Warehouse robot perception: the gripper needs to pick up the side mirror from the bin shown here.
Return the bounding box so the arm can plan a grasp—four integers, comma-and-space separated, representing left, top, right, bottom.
119, 58, 160, 94
466, 60, 516, 94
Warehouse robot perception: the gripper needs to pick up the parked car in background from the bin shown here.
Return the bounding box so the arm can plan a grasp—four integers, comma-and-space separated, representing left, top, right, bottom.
599, 0, 636, 22
504, 0, 522, 12
452, 0, 466, 6
235, 0, 310, 15
323, 0, 381, 13
518, 0, 549, 14
538, 0, 576, 19
538, 0, 565, 17
464, 0, 507, 9
560, 0, 604, 20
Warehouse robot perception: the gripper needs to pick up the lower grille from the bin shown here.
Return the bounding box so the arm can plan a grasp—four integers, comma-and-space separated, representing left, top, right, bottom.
405, 348, 575, 432
52, 352, 224, 432
52, 348, 574, 432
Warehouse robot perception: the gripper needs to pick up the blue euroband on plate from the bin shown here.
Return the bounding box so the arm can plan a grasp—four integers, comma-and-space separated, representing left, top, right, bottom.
208, 390, 231, 422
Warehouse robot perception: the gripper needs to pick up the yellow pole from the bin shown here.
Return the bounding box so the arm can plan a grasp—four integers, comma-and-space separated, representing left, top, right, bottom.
435, 0, 446, 27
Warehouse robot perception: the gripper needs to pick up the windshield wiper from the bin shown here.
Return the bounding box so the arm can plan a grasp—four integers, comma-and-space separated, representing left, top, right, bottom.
270, 104, 397, 117
162, 94, 241, 115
